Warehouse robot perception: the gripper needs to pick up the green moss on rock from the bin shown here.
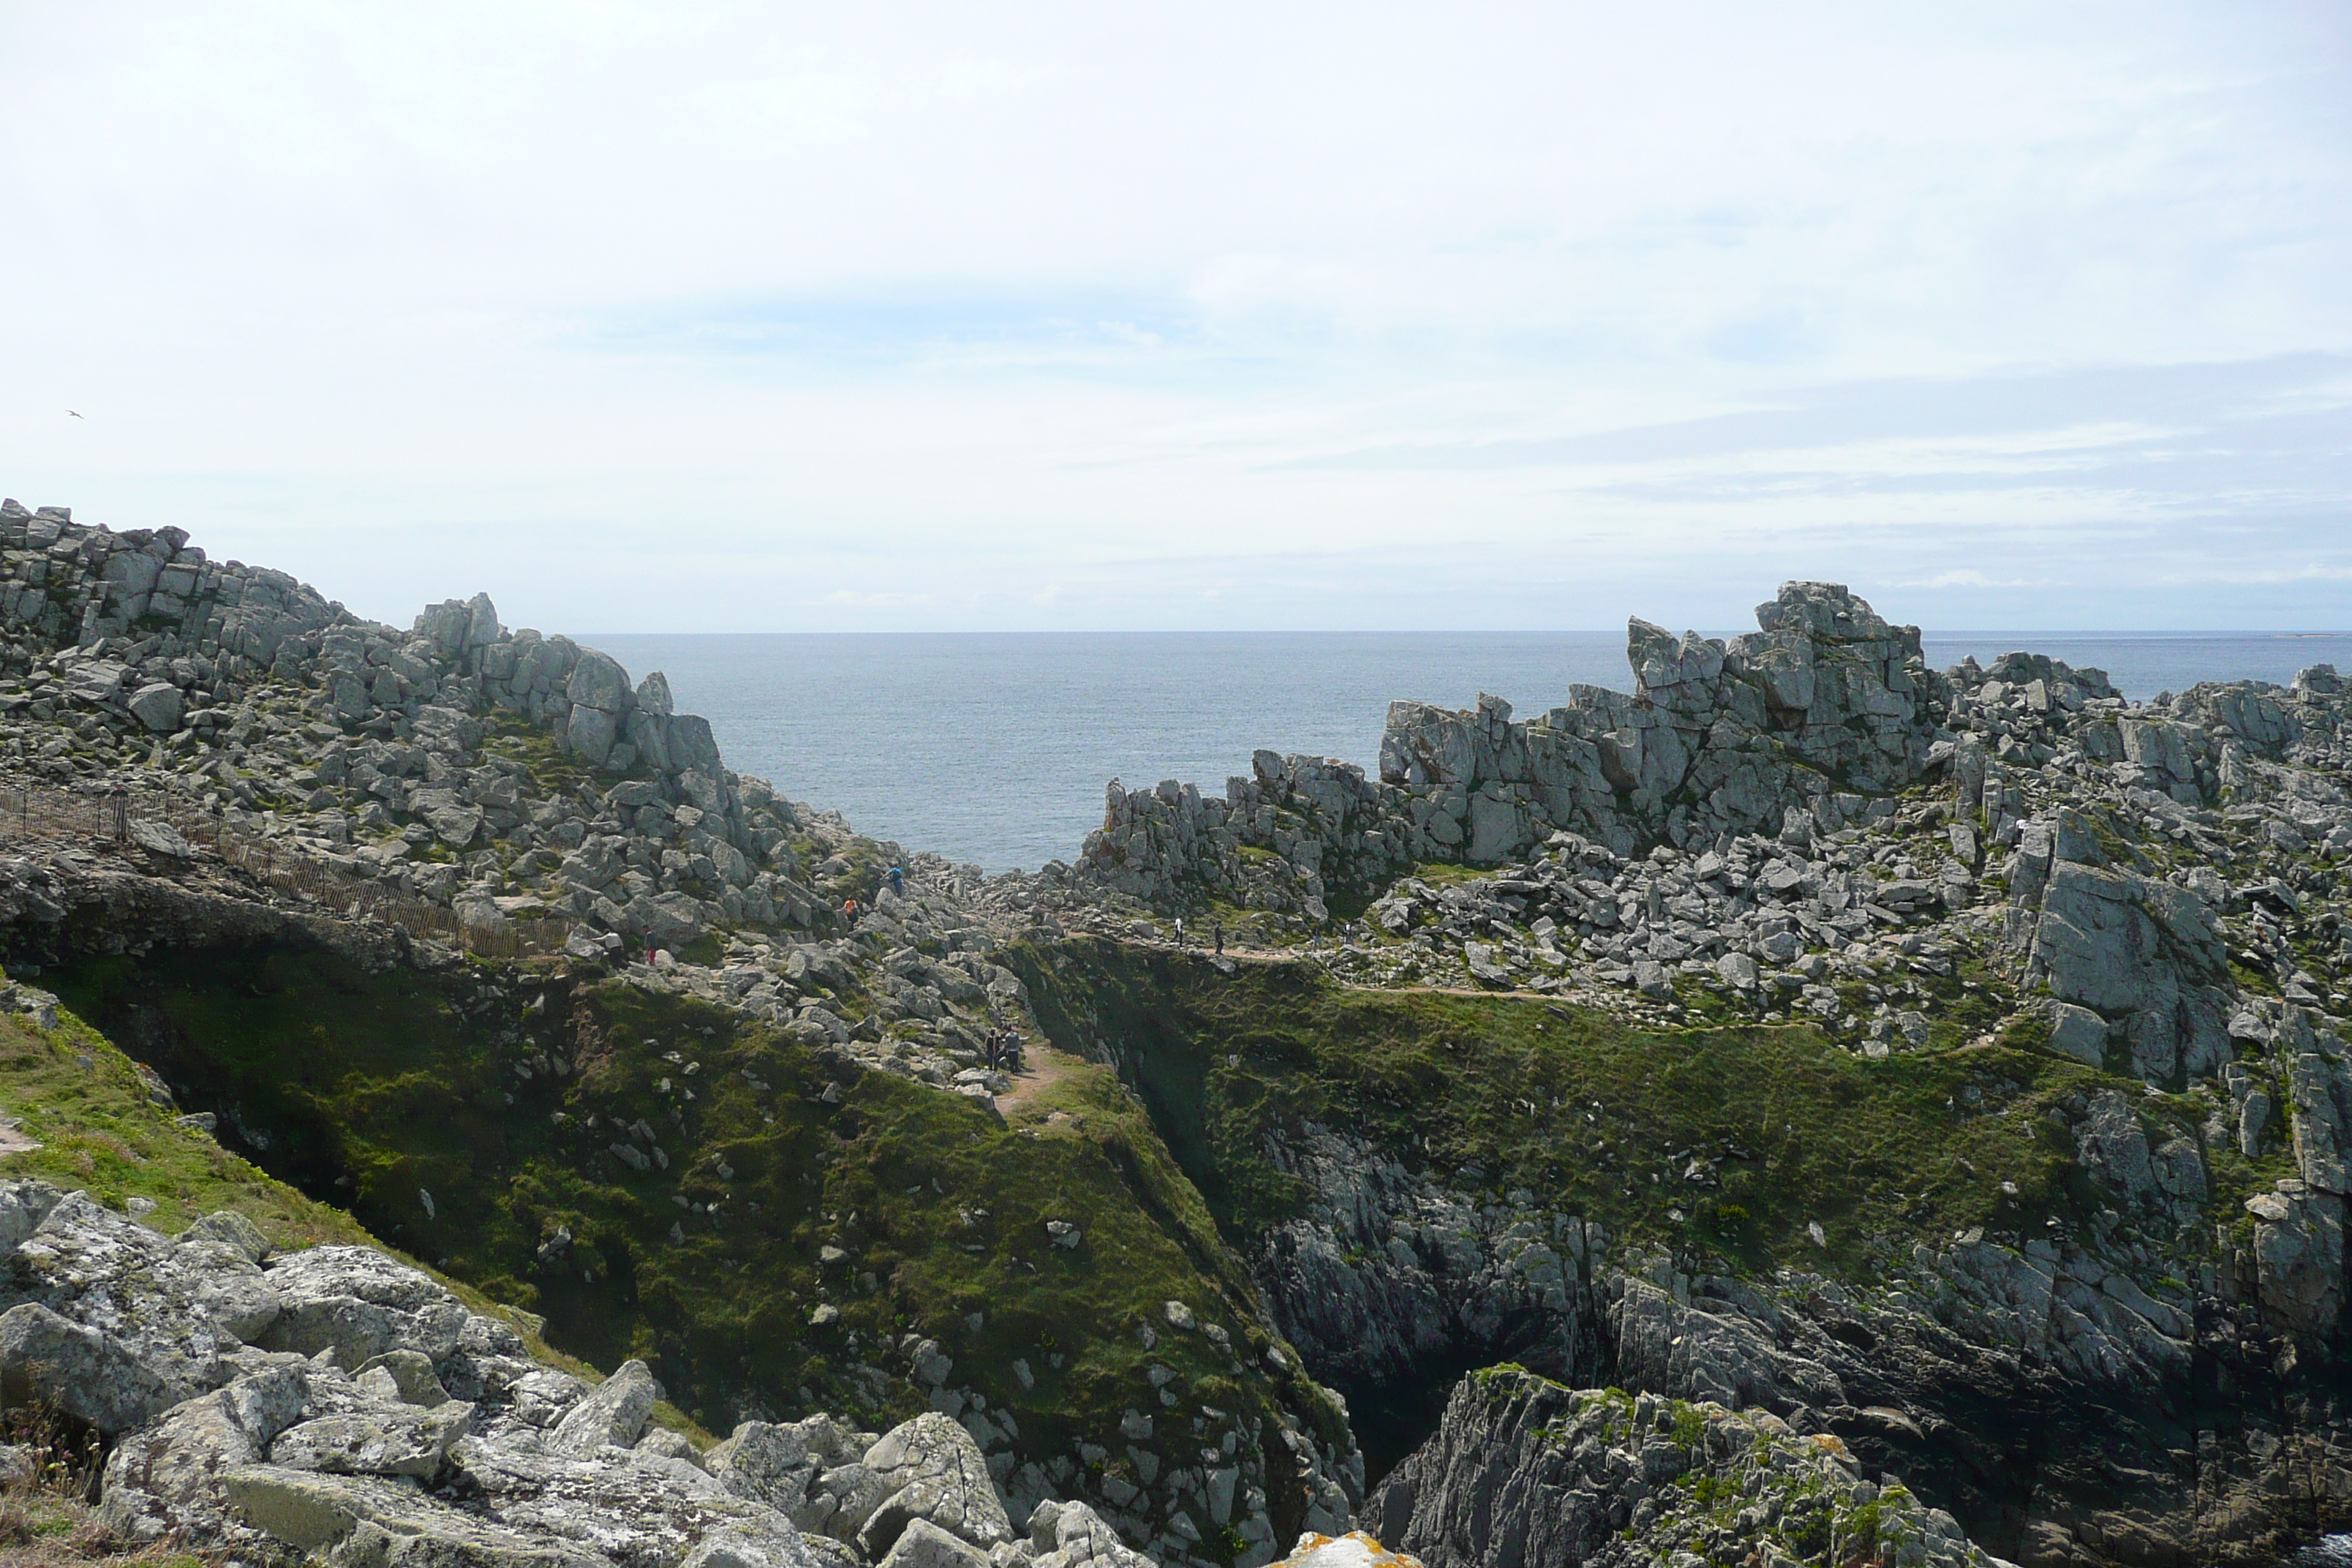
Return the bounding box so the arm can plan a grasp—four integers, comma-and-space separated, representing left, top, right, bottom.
1015, 938, 2114, 1278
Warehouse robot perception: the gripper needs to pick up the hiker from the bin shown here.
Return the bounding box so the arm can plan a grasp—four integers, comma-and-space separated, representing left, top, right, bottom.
984, 1030, 998, 1071
1174, 916, 1185, 947
1214, 921, 1223, 955
888, 864, 904, 897
843, 897, 859, 924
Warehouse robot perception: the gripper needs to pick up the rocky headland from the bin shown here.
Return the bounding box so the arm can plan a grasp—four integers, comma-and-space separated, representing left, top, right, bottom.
0, 495, 2346, 1568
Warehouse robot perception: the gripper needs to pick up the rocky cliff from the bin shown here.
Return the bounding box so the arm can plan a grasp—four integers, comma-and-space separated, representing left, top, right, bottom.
0, 497, 1370, 1568
1371, 1368, 2000, 1568
0, 497, 832, 950
4, 494, 2351, 1568
1073, 583, 1948, 919
1016, 591, 2352, 1567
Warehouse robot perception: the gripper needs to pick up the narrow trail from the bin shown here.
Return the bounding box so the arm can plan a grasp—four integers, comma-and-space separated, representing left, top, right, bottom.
993, 1043, 1088, 1117
1074, 930, 1578, 1003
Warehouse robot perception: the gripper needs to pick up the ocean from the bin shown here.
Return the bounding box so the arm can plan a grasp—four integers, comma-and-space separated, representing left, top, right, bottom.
587, 631, 2352, 875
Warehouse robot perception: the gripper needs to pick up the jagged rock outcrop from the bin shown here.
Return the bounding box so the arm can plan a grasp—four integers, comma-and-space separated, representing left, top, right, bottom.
0, 499, 831, 948
1077, 583, 1948, 913
1029, 909, 2352, 1568
1248, 1074, 2352, 1563
1373, 1368, 2005, 1568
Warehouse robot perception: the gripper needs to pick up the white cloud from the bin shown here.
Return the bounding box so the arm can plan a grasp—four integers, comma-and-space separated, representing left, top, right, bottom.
2187, 562, 2352, 586
1899, 570, 2043, 590
0, 1, 2347, 631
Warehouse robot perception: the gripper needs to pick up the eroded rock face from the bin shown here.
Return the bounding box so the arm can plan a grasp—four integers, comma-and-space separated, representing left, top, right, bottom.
1229, 1106, 2352, 1568
2010, 821, 2234, 1085
1077, 582, 1947, 910
1373, 1369, 2002, 1568
1246, 1127, 1605, 1411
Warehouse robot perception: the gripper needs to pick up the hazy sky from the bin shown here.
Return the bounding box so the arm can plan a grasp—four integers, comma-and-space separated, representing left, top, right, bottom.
4, 3, 2348, 632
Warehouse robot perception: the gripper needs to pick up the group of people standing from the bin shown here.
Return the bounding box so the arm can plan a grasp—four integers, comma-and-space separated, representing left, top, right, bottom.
1170, 916, 1224, 954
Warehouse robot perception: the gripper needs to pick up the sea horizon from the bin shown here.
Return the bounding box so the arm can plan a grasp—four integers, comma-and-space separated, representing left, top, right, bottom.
584, 628, 2352, 873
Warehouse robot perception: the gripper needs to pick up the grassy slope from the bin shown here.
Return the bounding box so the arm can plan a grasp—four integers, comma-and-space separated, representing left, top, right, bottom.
0, 986, 620, 1388
0, 1003, 377, 1249
46, 945, 1338, 1524
1014, 939, 2237, 1280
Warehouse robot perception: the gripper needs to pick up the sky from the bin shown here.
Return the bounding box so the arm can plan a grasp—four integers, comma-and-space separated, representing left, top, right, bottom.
2, 1, 2348, 633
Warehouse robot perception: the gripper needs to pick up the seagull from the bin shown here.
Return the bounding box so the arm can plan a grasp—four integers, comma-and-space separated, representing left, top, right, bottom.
66, 410, 83, 419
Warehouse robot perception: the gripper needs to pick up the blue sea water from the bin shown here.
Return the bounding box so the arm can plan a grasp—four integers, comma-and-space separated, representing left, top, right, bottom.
589, 631, 2352, 875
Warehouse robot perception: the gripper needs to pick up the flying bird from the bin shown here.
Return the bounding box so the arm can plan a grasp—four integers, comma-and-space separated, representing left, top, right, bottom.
66, 410, 83, 419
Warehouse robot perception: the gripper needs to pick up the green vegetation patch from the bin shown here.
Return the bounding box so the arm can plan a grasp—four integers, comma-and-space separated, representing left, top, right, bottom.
0, 1000, 377, 1250
45, 944, 1326, 1487
1015, 939, 2114, 1278
0, 972, 611, 1395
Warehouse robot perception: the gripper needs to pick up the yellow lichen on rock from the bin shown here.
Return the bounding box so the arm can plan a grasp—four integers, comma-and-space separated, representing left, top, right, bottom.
1273, 1531, 1427, 1568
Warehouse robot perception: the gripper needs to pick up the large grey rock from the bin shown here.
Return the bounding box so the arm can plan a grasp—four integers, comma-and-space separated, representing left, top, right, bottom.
2076, 1091, 2156, 1205
2076, 1091, 2206, 1226
357, 1347, 451, 1406
688, 1526, 823, 1568
0, 1179, 63, 1254
1028, 1500, 1157, 1568
625, 889, 712, 946
506, 1367, 590, 1428
547, 1357, 660, 1455
856, 1413, 1011, 1555
0, 1302, 176, 1434
2252, 1188, 2345, 1336
127, 682, 185, 732
64, 660, 129, 704
567, 702, 620, 768
2045, 1002, 2108, 1066
224, 1463, 606, 1568
259, 1244, 475, 1367
4, 1190, 265, 1406
127, 819, 197, 859
270, 1399, 475, 1478
449, 1436, 819, 1568
411, 788, 486, 848
2288, 1047, 2352, 1194
265, 1243, 461, 1313
710, 1414, 872, 1526
175, 1237, 285, 1341
876, 1518, 994, 1568
566, 650, 632, 713
813, 1461, 893, 1545
100, 1362, 309, 1544
2027, 861, 2230, 1084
